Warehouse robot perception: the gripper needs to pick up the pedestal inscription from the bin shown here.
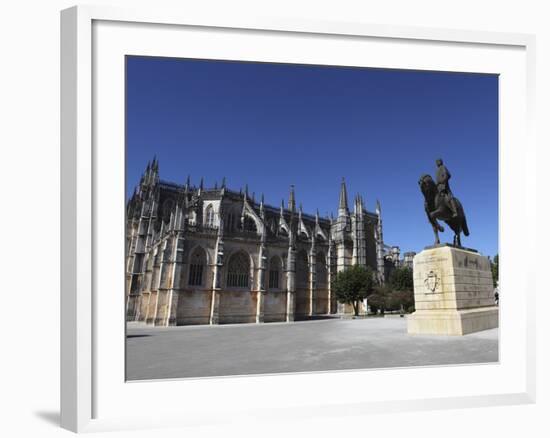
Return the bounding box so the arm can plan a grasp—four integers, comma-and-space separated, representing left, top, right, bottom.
407, 246, 498, 335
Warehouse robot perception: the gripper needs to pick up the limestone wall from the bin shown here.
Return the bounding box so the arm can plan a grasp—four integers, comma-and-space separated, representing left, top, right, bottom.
313, 287, 329, 314
218, 290, 257, 324
176, 289, 212, 325
264, 291, 287, 322
294, 287, 309, 317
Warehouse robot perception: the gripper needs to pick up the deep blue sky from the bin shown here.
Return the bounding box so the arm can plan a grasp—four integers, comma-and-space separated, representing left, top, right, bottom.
126, 56, 498, 257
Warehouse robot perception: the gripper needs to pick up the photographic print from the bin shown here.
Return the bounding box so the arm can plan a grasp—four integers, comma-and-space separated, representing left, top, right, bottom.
124, 56, 499, 381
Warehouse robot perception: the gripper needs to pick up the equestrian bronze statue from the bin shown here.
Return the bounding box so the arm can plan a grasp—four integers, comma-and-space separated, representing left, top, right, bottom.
419, 159, 469, 247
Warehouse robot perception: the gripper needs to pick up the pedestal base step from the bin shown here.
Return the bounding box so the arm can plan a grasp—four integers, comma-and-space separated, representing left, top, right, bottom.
407, 306, 499, 336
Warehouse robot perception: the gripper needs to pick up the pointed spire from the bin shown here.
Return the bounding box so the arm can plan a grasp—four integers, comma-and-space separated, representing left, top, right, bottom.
338, 177, 349, 215
169, 210, 175, 231
315, 209, 320, 224
376, 199, 381, 216
200, 177, 204, 191
260, 193, 265, 218
217, 211, 224, 237
280, 199, 285, 216
174, 202, 180, 230
288, 185, 296, 212
185, 175, 191, 191
354, 194, 364, 215
221, 176, 226, 189
245, 183, 249, 197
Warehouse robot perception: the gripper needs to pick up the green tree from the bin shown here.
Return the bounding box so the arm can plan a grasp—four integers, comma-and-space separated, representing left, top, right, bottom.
392, 289, 415, 313
368, 285, 391, 314
491, 254, 499, 287
332, 265, 375, 316
389, 266, 413, 291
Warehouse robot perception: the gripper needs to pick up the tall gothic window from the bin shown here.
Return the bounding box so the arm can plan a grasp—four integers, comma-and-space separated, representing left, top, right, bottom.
188, 247, 206, 286
227, 251, 250, 288
268, 256, 281, 289
316, 252, 328, 286
226, 213, 236, 232
296, 250, 309, 288
159, 239, 172, 287
205, 204, 215, 228
151, 248, 161, 288
243, 216, 257, 233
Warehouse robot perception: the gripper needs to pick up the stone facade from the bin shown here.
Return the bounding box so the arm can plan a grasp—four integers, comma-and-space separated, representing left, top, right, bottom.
407, 245, 498, 335
125, 159, 391, 326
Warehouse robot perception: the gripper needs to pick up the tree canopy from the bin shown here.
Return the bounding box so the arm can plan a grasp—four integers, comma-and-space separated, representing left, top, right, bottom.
389, 266, 413, 291
332, 265, 375, 316
367, 267, 415, 314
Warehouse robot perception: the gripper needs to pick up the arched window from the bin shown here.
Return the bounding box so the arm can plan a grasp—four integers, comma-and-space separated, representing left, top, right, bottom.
296, 250, 309, 288
268, 256, 281, 289
205, 204, 215, 228
226, 213, 234, 232
316, 252, 328, 286
242, 216, 257, 233
151, 247, 161, 288
161, 199, 174, 222
316, 230, 327, 241
188, 247, 206, 286
227, 251, 250, 288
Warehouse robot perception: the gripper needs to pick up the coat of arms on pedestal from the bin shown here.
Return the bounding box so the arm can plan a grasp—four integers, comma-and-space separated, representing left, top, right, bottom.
424, 270, 440, 293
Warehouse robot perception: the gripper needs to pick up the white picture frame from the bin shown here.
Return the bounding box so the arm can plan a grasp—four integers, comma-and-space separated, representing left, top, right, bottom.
60, 4, 536, 433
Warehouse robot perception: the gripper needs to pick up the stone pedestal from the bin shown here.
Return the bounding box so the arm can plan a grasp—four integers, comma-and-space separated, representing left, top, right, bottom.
407, 245, 498, 336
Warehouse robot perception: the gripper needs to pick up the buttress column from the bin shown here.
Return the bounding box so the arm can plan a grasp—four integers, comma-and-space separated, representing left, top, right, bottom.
210, 208, 225, 325
165, 204, 186, 326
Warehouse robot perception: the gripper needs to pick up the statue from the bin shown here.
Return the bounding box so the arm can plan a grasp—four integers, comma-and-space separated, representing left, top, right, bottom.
419, 159, 469, 247
435, 158, 459, 218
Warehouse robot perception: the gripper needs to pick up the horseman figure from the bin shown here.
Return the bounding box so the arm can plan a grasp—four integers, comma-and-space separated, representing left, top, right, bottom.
419, 159, 469, 247
435, 158, 459, 218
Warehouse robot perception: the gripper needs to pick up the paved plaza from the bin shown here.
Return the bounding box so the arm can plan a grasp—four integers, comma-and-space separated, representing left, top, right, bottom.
126, 317, 498, 381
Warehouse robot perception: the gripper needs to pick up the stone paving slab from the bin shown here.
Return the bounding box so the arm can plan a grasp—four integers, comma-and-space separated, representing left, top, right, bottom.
126, 317, 498, 381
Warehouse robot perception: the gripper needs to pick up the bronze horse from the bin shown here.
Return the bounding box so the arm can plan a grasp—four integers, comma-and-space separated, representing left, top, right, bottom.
419, 174, 469, 247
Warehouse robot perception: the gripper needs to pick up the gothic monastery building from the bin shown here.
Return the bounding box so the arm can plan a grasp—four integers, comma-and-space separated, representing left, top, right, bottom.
126, 159, 404, 326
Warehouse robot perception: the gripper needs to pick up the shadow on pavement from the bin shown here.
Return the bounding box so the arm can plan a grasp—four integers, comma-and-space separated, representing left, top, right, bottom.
294, 315, 340, 322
